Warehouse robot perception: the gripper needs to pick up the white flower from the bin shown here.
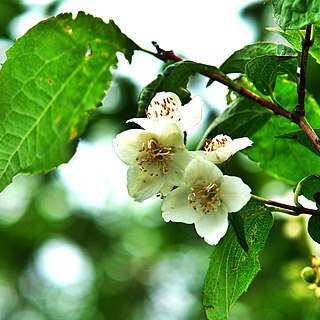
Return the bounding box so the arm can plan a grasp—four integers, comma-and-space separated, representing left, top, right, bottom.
128, 91, 204, 132
195, 134, 253, 164
161, 158, 251, 245
113, 123, 192, 202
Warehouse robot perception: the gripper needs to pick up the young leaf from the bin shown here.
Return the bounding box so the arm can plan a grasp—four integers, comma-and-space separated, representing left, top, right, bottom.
0, 12, 139, 192
200, 96, 272, 147
228, 212, 249, 253
270, 25, 320, 64
276, 129, 320, 156
137, 60, 233, 116
298, 174, 320, 207
220, 42, 297, 95
308, 215, 320, 244
203, 200, 273, 320
272, 0, 320, 30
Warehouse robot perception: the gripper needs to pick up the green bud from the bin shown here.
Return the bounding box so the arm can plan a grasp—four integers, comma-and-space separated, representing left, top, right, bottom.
301, 267, 317, 283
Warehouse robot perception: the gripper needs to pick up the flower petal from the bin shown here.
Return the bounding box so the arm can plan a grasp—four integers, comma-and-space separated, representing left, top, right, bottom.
179, 96, 204, 130
219, 175, 251, 212
194, 208, 229, 245
184, 159, 223, 187
231, 137, 253, 154
127, 164, 163, 202
126, 118, 156, 131
158, 123, 185, 148
161, 186, 196, 224
113, 129, 156, 165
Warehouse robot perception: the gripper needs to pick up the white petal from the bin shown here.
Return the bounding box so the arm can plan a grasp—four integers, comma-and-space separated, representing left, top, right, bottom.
158, 123, 185, 148
219, 175, 251, 212
113, 129, 156, 165
127, 164, 163, 202
161, 186, 197, 224
204, 147, 233, 164
231, 137, 253, 154
194, 208, 229, 245
126, 118, 155, 131
184, 159, 223, 187
179, 96, 204, 130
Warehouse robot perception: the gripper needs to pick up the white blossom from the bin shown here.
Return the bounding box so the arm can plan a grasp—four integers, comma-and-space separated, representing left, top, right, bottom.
128, 91, 204, 132
113, 123, 191, 202
195, 134, 253, 164
161, 158, 251, 245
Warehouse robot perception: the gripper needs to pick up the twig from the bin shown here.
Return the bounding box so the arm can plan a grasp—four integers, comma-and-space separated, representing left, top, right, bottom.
148, 41, 320, 154
251, 194, 320, 216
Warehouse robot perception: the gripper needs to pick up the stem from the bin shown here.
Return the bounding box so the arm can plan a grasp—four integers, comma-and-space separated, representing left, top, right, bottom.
294, 24, 313, 120
251, 194, 320, 216
148, 42, 320, 154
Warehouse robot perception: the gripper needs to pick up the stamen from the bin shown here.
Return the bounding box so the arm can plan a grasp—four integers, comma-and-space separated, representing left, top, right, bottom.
136, 138, 174, 175
204, 136, 229, 152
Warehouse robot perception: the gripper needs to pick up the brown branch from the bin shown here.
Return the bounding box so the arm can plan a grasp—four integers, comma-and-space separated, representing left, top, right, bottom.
150, 42, 320, 154
293, 24, 313, 120
251, 195, 320, 216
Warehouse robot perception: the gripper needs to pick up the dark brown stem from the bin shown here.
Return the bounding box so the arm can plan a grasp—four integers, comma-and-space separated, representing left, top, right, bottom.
150, 42, 320, 154
293, 24, 313, 120
251, 195, 320, 216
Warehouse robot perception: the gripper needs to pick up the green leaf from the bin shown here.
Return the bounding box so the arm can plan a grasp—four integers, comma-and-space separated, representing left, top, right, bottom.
276, 129, 320, 156
199, 96, 272, 148
269, 25, 320, 64
308, 215, 320, 244
244, 78, 320, 185
228, 212, 249, 253
203, 200, 273, 320
0, 12, 139, 192
220, 43, 297, 95
245, 55, 297, 95
272, 0, 320, 30
298, 174, 320, 206
137, 60, 233, 116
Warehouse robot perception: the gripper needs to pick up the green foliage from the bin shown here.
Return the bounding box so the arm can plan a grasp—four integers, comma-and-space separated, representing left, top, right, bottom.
203, 200, 273, 320
276, 129, 320, 156
137, 60, 234, 116
270, 25, 320, 64
308, 215, 320, 243
245, 78, 320, 185
220, 43, 297, 95
0, 12, 139, 192
298, 174, 320, 206
272, 0, 320, 30
228, 212, 249, 253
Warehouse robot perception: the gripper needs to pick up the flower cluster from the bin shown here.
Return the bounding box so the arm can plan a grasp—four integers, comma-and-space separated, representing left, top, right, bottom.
113, 92, 252, 245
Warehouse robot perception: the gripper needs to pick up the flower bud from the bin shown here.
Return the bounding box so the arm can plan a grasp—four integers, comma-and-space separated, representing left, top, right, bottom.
301, 267, 317, 283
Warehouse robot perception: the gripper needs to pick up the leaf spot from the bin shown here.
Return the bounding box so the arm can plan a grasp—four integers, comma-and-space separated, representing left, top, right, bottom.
55, 115, 61, 124
64, 24, 73, 35
48, 78, 53, 86
85, 45, 92, 58
69, 127, 77, 141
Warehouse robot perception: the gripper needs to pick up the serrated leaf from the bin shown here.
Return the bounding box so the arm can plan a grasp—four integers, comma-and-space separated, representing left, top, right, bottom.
220, 42, 297, 74
272, 0, 320, 30
245, 55, 297, 95
200, 97, 272, 148
244, 78, 320, 185
137, 60, 232, 116
308, 215, 320, 244
0, 12, 139, 192
276, 129, 320, 156
220, 43, 297, 95
270, 25, 320, 64
203, 200, 273, 320
228, 212, 249, 253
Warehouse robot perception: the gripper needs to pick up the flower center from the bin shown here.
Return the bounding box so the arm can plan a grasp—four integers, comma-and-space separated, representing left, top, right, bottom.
145, 96, 181, 122
188, 182, 221, 214
204, 136, 229, 152
136, 139, 174, 175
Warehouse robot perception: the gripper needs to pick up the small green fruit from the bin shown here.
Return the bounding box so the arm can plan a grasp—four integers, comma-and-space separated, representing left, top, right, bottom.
301, 267, 317, 283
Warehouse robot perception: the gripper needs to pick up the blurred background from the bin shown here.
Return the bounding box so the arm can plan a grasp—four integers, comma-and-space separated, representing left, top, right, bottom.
0, 0, 320, 319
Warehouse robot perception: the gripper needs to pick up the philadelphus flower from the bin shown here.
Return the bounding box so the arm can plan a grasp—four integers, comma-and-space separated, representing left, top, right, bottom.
161, 158, 251, 245
128, 91, 204, 132
198, 134, 253, 164
113, 123, 191, 202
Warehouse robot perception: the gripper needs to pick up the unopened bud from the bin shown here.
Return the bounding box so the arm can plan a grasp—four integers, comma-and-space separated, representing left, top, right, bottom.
301, 267, 317, 283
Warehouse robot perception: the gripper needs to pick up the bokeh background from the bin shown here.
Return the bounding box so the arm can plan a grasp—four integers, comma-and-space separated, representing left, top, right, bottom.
1, 1, 320, 319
